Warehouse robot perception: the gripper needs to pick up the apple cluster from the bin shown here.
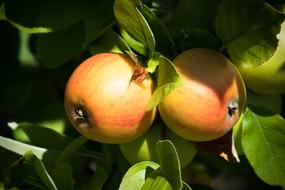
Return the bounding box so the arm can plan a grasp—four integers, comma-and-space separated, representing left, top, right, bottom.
64, 48, 246, 167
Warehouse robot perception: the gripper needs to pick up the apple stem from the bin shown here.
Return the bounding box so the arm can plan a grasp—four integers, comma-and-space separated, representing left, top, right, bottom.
131, 64, 147, 83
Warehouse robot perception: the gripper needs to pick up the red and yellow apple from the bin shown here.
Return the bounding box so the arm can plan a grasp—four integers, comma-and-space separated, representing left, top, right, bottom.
119, 123, 197, 168
64, 53, 156, 144
158, 48, 246, 142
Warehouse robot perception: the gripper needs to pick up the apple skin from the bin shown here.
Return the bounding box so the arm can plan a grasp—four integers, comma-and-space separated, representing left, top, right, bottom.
64, 53, 156, 144
237, 21, 285, 95
159, 48, 246, 142
119, 123, 197, 168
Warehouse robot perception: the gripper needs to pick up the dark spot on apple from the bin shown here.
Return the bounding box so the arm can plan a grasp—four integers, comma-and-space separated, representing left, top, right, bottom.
228, 100, 239, 117
74, 105, 89, 124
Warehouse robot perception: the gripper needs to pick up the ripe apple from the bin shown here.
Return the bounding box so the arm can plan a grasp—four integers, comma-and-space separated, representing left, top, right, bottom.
158, 48, 246, 142
64, 53, 156, 144
119, 122, 197, 168
236, 21, 285, 95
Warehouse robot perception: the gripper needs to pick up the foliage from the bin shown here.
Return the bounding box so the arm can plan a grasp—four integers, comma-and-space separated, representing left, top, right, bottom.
1, 0, 285, 189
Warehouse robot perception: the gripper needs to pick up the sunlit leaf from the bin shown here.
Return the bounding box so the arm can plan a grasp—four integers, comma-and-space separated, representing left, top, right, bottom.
146, 52, 160, 73
121, 29, 148, 55
147, 56, 182, 110
0, 136, 50, 159
10, 122, 72, 150
241, 107, 285, 186
114, 0, 155, 57
216, 0, 285, 67
141, 169, 173, 190
119, 161, 159, 190
155, 140, 182, 190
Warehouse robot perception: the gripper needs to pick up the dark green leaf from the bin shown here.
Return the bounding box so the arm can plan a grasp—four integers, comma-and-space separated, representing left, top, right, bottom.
216, 0, 285, 67
10, 151, 57, 190
241, 107, 285, 186
54, 162, 73, 190
53, 136, 88, 190
89, 29, 132, 55
114, 0, 155, 57
147, 56, 182, 110
0, 4, 5, 20
12, 122, 72, 149
155, 140, 182, 190
56, 136, 88, 163
138, 4, 176, 57
36, 22, 85, 68
4, 0, 102, 33
119, 161, 159, 190
86, 166, 109, 190
177, 27, 221, 51
168, 0, 221, 38
83, 0, 114, 47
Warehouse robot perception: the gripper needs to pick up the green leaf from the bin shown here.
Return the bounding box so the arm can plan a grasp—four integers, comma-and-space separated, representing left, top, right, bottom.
0, 135, 100, 164
176, 27, 221, 51
4, 0, 103, 33
138, 4, 175, 57
86, 166, 109, 190
0, 4, 5, 20
155, 140, 182, 190
241, 107, 285, 186
35, 22, 85, 68
168, 0, 221, 38
182, 182, 192, 190
121, 29, 148, 55
10, 151, 57, 190
0, 136, 51, 160
147, 56, 182, 110
83, 0, 114, 47
114, 0, 155, 57
53, 162, 73, 190
36, 22, 85, 68
53, 136, 88, 190
141, 169, 173, 190
89, 29, 132, 55
119, 161, 160, 190
216, 0, 285, 67
11, 122, 72, 150
56, 136, 88, 163
146, 52, 160, 73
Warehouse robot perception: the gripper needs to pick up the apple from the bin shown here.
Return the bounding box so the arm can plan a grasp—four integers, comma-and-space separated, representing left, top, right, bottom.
119, 122, 197, 168
236, 21, 285, 95
64, 53, 156, 144
158, 48, 246, 142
